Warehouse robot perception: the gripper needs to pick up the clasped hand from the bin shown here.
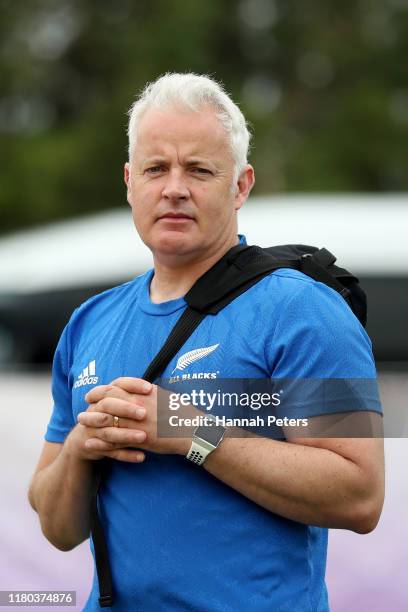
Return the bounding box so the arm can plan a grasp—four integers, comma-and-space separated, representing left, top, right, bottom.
75, 377, 188, 463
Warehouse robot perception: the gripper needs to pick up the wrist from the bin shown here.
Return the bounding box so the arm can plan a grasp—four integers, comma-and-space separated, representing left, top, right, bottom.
64, 426, 101, 464
176, 437, 192, 456
166, 436, 191, 456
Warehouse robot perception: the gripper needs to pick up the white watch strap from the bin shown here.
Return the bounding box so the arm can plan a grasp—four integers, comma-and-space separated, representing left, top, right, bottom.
186, 437, 217, 466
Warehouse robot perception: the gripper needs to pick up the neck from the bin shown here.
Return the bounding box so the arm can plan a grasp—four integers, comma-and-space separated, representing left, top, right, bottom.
150, 236, 240, 303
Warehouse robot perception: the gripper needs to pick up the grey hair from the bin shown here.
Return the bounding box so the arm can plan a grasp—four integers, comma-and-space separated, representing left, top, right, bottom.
127, 72, 252, 181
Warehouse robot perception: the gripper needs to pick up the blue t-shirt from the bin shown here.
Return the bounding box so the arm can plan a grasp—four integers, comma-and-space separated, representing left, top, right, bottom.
46, 239, 380, 611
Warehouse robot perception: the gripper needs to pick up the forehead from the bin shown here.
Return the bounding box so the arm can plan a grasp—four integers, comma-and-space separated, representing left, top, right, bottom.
134, 106, 232, 161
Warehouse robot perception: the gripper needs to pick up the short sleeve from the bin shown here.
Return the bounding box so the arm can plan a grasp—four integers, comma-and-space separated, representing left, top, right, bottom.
267, 279, 382, 417
45, 318, 76, 443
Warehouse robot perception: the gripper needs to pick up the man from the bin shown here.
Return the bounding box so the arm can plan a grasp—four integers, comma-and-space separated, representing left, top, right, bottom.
29, 73, 384, 611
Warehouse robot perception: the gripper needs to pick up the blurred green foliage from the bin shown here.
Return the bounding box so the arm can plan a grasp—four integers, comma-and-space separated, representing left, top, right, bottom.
1, 0, 407, 234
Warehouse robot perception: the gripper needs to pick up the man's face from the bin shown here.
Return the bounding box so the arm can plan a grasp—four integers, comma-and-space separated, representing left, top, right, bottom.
124, 106, 254, 263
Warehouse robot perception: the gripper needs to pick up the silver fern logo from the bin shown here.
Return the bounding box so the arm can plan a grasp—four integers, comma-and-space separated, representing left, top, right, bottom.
172, 344, 220, 373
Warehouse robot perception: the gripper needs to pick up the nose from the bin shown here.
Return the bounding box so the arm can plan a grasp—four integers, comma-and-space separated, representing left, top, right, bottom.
162, 169, 190, 201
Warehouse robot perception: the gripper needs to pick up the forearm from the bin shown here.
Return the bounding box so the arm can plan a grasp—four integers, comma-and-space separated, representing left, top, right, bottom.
202, 434, 378, 533
29, 437, 97, 550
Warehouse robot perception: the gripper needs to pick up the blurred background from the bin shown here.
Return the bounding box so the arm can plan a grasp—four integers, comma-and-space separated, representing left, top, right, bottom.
0, 0, 407, 610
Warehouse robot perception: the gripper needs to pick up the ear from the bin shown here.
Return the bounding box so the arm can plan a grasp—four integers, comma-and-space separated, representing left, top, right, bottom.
124, 162, 132, 206
234, 164, 255, 212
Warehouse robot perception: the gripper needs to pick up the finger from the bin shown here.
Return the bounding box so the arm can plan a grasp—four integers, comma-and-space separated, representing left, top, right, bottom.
78, 409, 146, 429
85, 384, 116, 404
84, 438, 117, 451
88, 427, 147, 446
105, 449, 145, 463
78, 411, 114, 428
86, 397, 146, 420
84, 439, 146, 463
110, 377, 152, 395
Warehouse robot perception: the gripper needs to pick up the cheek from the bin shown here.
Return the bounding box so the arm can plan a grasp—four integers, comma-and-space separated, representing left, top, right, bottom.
130, 204, 152, 243
130, 184, 159, 221
201, 188, 234, 220
194, 182, 227, 207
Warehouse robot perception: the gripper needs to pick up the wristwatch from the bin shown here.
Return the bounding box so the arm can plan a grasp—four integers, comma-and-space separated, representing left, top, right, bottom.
186, 414, 226, 466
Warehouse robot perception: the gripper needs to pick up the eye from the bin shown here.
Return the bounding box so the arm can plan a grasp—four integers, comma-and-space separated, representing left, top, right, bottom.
191, 167, 211, 175
145, 165, 165, 174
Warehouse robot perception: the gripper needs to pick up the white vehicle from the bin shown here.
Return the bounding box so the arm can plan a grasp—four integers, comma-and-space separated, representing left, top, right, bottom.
0, 194, 407, 365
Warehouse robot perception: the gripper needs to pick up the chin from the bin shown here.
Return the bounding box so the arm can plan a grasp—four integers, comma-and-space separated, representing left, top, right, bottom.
151, 231, 198, 256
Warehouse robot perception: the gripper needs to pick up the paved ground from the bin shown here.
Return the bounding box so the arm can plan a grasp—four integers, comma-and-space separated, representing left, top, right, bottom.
0, 371, 407, 611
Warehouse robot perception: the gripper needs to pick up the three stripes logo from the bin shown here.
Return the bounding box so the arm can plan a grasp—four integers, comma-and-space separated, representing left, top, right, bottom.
73, 360, 99, 389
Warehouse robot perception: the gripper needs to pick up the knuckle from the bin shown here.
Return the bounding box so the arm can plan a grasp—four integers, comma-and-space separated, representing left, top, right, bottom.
126, 431, 137, 444
134, 430, 146, 443
127, 401, 139, 414
98, 397, 113, 412
115, 450, 129, 462
101, 413, 111, 425
87, 402, 100, 412
98, 398, 108, 410
99, 429, 109, 441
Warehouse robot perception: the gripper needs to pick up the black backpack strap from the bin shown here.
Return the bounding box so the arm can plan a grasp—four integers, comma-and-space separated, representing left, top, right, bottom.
143, 307, 206, 381
305, 248, 367, 326
90, 463, 114, 608
300, 251, 352, 302
185, 245, 299, 314
311, 247, 337, 268
92, 307, 206, 608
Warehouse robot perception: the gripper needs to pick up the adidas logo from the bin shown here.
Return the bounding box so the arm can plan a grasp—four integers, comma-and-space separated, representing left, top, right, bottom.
172, 344, 219, 373
73, 360, 99, 389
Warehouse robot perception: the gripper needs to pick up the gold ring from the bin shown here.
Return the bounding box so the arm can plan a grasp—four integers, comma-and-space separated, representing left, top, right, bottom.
113, 415, 120, 428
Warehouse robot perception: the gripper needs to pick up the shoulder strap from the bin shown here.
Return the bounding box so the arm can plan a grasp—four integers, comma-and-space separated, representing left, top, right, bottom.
185, 244, 299, 313
143, 308, 205, 382
90, 465, 114, 607
92, 309, 207, 607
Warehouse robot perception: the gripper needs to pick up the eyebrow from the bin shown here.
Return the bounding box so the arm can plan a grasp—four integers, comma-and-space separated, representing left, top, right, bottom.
142, 156, 215, 167
142, 157, 166, 165
184, 157, 213, 166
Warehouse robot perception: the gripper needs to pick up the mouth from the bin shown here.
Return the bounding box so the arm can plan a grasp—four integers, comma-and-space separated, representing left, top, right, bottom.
158, 213, 194, 222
